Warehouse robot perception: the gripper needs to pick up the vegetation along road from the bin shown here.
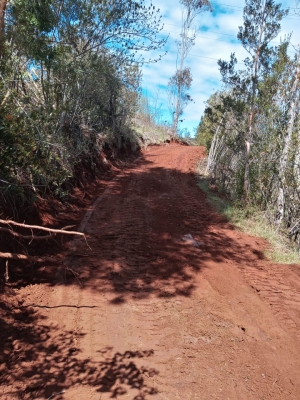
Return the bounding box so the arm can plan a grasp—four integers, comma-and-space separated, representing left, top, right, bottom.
2, 144, 300, 399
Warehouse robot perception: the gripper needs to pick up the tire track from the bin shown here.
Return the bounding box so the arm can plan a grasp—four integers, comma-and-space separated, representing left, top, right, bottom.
239, 262, 300, 339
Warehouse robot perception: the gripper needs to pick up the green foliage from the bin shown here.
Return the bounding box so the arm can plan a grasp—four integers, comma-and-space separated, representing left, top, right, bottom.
0, 0, 167, 209
217, 0, 288, 199
195, 91, 228, 150
7, 0, 57, 61
203, 0, 300, 249
196, 117, 213, 150
206, 43, 295, 202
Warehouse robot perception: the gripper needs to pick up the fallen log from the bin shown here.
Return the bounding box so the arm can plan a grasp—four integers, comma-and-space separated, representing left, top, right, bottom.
0, 219, 84, 236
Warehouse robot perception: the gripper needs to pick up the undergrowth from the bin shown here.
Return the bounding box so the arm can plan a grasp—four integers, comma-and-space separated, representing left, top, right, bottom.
197, 161, 299, 264
133, 119, 172, 146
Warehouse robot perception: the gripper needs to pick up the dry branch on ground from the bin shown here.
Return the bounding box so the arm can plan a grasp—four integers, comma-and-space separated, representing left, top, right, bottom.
0, 219, 84, 236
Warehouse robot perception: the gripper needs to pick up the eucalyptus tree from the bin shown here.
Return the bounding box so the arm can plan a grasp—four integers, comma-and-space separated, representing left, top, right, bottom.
196, 91, 232, 151
218, 0, 288, 201
198, 1, 300, 247
275, 47, 300, 225
167, 0, 212, 136
201, 89, 248, 195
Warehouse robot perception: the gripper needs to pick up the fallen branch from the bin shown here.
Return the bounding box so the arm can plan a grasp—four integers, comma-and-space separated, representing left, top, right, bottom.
0, 227, 53, 240
0, 252, 61, 263
0, 219, 84, 236
0, 225, 76, 241
64, 266, 83, 288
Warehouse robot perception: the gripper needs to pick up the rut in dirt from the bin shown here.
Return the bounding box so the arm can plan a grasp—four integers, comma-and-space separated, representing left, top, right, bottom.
2, 144, 300, 400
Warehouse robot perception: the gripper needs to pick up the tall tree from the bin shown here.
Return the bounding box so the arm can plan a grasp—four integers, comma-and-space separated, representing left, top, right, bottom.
167, 0, 211, 136
218, 0, 288, 201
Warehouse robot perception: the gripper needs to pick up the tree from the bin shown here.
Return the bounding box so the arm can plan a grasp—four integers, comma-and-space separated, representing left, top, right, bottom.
218, 0, 288, 201
198, 3, 300, 248
276, 47, 300, 225
168, 66, 193, 135
0, 0, 167, 207
196, 91, 226, 150
167, 0, 211, 136
204, 90, 247, 189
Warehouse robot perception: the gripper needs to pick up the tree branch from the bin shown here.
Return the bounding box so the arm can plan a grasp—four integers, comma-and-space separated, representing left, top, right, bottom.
0, 227, 53, 240
0, 219, 85, 236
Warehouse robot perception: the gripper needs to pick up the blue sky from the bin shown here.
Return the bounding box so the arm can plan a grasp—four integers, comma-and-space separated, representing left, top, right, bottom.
140, 0, 300, 136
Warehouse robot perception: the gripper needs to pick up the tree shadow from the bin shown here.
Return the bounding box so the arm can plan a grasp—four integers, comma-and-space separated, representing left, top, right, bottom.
0, 294, 158, 399
57, 154, 266, 303
1, 151, 266, 303
0, 148, 268, 398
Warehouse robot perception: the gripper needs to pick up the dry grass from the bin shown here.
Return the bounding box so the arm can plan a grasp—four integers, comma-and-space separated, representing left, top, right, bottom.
132, 114, 172, 147
196, 161, 299, 265
233, 211, 299, 264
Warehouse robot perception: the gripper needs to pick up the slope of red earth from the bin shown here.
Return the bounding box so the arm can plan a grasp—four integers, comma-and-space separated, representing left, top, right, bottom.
1, 143, 300, 400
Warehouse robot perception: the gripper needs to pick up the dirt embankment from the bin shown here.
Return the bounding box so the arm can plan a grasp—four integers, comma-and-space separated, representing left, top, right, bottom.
1, 144, 300, 400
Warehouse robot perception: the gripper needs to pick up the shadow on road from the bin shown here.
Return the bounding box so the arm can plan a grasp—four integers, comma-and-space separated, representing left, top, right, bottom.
0, 151, 265, 304
0, 296, 158, 399
57, 153, 265, 304
0, 146, 268, 398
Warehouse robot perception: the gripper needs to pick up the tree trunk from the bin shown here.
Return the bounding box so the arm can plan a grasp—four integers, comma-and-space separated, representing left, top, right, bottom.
172, 4, 197, 136
242, 1, 267, 202
0, 0, 7, 59
243, 135, 252, 200
276, 47, 300, 225
206, 113, 225, 175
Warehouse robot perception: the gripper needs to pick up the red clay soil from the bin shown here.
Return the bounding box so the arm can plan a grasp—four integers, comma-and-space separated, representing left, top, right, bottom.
1, 143, 300, 400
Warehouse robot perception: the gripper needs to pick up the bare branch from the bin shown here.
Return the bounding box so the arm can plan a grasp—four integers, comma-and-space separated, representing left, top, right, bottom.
0, 219, 85, 236
0, 227, 54, 240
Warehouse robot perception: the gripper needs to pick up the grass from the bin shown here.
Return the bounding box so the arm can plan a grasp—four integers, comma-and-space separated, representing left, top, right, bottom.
196, 162, 299, 265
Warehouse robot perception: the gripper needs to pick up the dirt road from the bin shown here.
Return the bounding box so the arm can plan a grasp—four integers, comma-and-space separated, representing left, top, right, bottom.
2, 144, 300, 399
